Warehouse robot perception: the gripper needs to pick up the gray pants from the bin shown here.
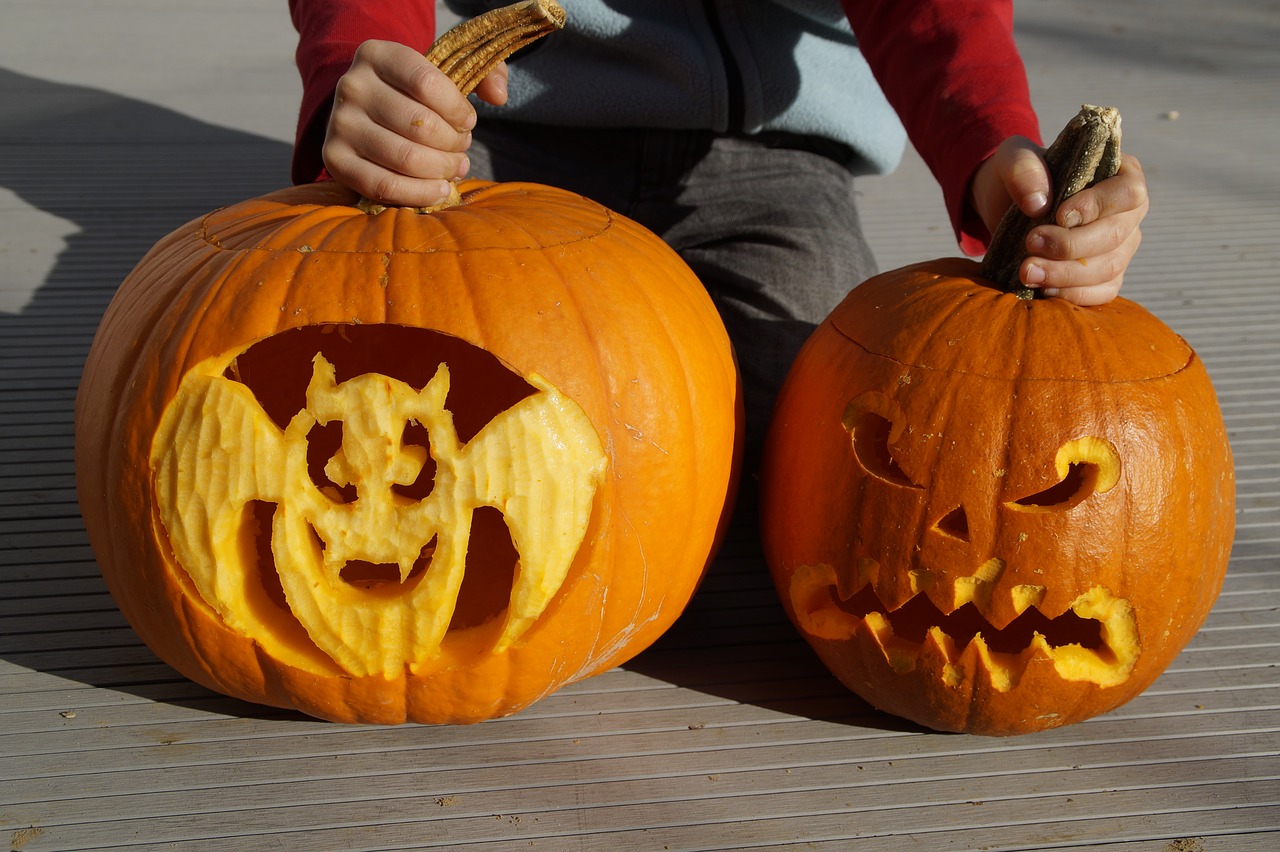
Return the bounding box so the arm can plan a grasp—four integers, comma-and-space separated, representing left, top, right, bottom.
468, 121, 879, 475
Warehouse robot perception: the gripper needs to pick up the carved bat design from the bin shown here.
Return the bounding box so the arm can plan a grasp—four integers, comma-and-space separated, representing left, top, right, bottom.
152, 351, 606, 678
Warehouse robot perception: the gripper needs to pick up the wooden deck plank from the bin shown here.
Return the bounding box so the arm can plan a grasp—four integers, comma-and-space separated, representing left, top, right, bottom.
12, 789, 1279, 852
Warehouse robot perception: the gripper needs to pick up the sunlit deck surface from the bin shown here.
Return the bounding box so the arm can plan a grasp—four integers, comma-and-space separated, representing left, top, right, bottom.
2, 1, 1277, 849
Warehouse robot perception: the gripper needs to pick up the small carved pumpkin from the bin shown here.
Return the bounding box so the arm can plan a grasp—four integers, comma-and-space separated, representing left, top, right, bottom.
760, 108, 1235, 735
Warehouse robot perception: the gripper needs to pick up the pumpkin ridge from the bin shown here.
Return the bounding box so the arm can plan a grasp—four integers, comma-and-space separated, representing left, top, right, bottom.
556, 223, 695, 665
456, 240, 610, 670
561, 259, 637, 665
147, 243, 261, 394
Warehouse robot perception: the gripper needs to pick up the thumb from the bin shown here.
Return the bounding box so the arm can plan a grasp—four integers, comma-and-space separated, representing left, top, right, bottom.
473, 61, 509, 106
997, 137, 1051, 218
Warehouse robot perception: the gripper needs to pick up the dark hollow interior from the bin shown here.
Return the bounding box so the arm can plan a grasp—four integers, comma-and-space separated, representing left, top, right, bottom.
837, 584, 1106, 656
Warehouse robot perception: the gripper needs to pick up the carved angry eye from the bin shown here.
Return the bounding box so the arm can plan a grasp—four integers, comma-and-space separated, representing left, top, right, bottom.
1007, 436, 1122, 511
844, 393, 1122, 510
842, 392, 922, 489
151, 325, 606, 678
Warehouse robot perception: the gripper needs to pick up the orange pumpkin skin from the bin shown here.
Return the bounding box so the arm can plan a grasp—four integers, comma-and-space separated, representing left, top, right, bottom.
761, 259, 1235, 735
76, 180, 741, 724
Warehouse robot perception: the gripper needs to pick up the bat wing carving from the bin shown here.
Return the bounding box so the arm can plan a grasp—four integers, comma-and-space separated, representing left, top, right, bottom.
152, 351, 606, 678
151, 368, 296, 657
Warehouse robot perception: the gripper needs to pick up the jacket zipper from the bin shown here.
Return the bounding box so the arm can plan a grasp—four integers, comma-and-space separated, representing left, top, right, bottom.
703, 0, 745, 132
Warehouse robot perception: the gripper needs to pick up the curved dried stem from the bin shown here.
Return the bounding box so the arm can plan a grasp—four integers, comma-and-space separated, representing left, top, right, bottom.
981, 105, 1123, 299
428, 0, 566, 96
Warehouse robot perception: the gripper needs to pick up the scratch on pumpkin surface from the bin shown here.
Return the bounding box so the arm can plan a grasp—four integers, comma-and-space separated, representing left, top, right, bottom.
586, 509, 663, 667
591, 594, 665, 669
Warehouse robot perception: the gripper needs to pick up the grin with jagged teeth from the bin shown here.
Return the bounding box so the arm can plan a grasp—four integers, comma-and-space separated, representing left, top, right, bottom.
788, 559, 1140, 692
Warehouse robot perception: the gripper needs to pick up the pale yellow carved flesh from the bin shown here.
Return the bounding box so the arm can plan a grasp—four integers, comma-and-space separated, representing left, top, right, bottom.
152, 350, 606, 678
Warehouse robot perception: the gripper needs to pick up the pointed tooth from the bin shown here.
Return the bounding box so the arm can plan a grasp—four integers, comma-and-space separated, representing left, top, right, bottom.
836, 556, 879, 601
908, 568, 936, 595
1012, 584, 1047, 614
952, 557, 1005, 611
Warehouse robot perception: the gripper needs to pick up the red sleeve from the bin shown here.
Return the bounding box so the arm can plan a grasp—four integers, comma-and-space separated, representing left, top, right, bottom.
289, 0, 436, 186
840, 0, 1042, 254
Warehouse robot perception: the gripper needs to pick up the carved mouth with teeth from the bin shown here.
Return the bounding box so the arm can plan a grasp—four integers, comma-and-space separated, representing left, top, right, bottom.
788, 558, 1140, 693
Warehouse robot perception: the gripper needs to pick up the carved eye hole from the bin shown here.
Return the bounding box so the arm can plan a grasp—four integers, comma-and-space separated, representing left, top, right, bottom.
842, 393, 922, 490
1006, 437, 1121, 512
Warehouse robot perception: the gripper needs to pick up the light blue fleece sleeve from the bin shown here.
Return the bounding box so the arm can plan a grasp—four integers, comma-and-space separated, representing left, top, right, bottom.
446, 0, 906, 176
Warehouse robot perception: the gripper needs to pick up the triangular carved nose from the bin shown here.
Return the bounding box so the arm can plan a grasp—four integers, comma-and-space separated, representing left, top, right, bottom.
932, 506, 971, 542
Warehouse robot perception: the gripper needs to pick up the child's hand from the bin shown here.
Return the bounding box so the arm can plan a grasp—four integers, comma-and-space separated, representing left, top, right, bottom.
971, 136, 1149, 305
322, 39, 508, 208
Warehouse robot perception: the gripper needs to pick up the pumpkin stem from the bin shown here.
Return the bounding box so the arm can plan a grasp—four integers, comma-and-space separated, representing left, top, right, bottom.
358, 0, 567, 215
980, 105, 1123, 299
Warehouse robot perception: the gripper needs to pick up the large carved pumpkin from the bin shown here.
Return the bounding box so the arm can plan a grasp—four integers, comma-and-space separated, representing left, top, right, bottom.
760, 107, 1235, 735
74, 3, 740, 724
75, 177, 739, 724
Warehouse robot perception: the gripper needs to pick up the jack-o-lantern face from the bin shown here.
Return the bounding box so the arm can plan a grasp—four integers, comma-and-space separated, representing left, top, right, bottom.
791, 392, 1139, 692
76, 181, 740, 724
762, 260, 1235, 735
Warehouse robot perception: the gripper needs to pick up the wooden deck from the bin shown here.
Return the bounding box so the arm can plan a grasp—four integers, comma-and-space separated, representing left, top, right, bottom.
2, 1, 1277, 849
